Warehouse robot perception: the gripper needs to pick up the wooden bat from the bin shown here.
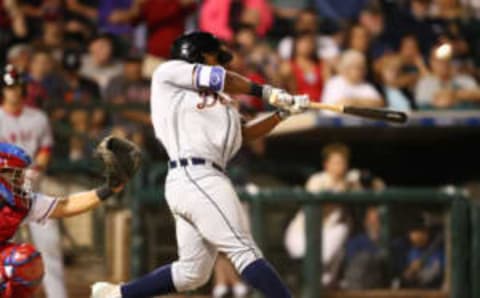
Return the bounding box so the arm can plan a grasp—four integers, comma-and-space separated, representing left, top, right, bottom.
308, 102, 408, 124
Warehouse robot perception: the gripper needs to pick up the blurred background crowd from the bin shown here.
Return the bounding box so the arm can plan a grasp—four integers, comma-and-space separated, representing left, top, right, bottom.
2, 0, 480, 159
1, 0, 479, 297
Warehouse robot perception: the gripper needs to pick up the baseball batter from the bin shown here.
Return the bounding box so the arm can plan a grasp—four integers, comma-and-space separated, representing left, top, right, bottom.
92, 32, 309, 298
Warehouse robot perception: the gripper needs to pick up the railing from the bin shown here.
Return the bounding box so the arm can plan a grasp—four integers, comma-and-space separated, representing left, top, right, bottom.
129, 180, 473, 298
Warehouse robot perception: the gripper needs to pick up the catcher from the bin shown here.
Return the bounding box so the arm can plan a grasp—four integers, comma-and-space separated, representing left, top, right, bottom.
0, 136, 141, 298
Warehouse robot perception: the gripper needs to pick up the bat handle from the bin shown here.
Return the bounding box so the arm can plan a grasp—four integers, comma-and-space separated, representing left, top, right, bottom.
308, 102, 344, 113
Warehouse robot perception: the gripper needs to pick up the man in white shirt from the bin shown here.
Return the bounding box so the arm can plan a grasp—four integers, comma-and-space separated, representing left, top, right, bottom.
415, 45, 480, 109
284, 143, 356, 286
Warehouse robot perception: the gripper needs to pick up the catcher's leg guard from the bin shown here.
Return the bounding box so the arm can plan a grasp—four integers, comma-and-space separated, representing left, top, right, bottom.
0, 243, 44, 298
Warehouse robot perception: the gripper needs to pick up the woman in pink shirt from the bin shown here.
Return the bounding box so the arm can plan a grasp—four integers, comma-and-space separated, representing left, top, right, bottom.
200, 0, 273, 41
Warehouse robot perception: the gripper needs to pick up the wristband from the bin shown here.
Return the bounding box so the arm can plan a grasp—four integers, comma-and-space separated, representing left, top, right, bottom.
249, 82, 264, 98
96, 184, 114, 201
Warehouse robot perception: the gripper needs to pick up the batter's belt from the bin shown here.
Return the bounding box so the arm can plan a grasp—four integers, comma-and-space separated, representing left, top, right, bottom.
168, 157, 224, 173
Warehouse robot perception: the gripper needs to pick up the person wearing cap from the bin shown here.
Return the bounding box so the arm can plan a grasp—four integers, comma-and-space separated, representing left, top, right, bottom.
401, 214, 444, 289
60, 49, 101, 105
415, 44, 480, 109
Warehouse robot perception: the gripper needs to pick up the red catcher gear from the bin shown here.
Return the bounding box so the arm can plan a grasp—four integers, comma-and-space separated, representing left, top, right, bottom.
0, 204, 29, 243
0, 143, 32, 243
0, 243, 44, 298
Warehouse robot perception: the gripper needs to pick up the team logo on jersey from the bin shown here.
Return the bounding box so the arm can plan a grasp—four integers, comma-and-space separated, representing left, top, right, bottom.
197, 91, 227, 109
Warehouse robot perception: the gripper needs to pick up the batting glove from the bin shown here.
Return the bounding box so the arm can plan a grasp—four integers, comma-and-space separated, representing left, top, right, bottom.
262, 85, 294, 108
288, 94, 310, 114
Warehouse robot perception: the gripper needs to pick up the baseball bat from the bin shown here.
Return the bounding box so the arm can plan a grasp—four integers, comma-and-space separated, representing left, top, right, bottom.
308, 102, 408, 124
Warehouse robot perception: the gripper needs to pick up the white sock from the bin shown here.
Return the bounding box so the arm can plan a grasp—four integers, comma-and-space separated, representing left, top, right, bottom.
212, 284, 229, 298
233, 282, 248, 297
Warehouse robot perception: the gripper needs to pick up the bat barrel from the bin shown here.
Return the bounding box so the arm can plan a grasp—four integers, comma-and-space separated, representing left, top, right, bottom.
343, 106, 408, 124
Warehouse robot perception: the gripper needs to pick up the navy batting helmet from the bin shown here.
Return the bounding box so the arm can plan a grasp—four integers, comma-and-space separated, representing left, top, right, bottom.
170, 31, 233, 65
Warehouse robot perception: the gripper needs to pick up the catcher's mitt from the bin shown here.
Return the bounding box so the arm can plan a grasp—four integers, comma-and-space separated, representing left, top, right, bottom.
95, 136, 142, 188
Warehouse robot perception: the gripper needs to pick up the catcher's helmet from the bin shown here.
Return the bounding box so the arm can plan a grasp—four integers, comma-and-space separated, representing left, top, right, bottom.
1, 65, 25, 88
0, 143, 32, 206
170, 31, 233, 65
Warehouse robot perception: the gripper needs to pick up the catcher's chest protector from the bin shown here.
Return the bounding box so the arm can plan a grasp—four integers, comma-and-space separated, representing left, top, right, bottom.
0, 201, 29, 243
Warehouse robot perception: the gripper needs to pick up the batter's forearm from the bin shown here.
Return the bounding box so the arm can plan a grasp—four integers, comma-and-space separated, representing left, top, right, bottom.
49, 190, 102, 218
224, 71, 256, 95
242, 112, 283, 142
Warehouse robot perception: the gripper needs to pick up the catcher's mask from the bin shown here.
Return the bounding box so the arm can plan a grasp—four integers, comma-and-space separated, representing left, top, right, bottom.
170, 31, 233, 66
0, 143, 32, 206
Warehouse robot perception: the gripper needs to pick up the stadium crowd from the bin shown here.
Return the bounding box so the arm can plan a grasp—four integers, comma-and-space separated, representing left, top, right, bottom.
0, 0, 474, 296
2, 0, 480, 158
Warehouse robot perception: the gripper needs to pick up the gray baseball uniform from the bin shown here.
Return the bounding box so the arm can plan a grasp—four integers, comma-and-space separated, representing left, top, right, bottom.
151, 60, 262, 291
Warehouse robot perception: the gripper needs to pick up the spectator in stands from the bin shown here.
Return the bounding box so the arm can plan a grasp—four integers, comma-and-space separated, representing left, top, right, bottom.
33, 19, 64, 62
402, 215, 444, 289
377, 54, 414, 111
105, 53, 149, 105
322, 50, 384, 108
285, 143, 358, 287
104, 52, 150, 126
60, 49, 101, 106
415, 44, 480, 109
6, 44, 32, 75
358, 4, 397, 60
200, 0, 273, 42
343, 205, 388, 289
80, 34, 123, 95
277, 9, 340, 63
280, 33, 325, 102
25, 49, 61, 108
233, 24, 258, 54
342, 23, 378, 82
397, 0, 440, 56
398, 35, 431, 91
